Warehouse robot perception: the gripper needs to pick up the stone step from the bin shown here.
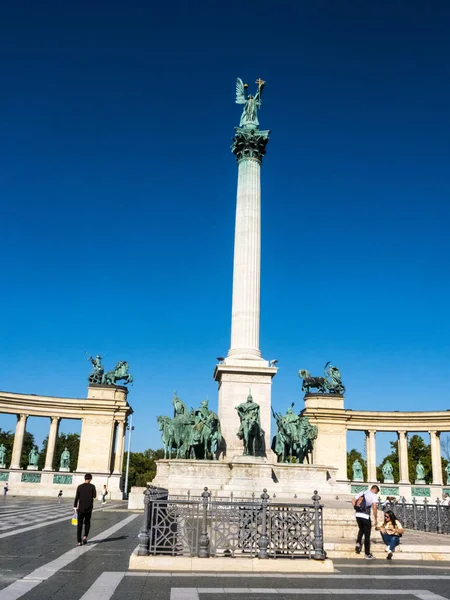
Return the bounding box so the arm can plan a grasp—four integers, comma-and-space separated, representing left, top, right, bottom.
324, 541, 450, 561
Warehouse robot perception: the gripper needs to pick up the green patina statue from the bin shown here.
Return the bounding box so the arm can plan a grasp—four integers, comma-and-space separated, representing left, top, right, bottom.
271, 403, 318, 464
28, 446, 39, 467
87, 355, 133, 386
382, 460, 394, 482
157, 393, 222, 460
60, 447, 70, 470
416, 460, 425, 481
236, 77, 265, 130
352, 459, 364, 482
445, 463, 450, 485
235, 390, 264, 456
0, 443, 6, 465
298, 361, 346, 395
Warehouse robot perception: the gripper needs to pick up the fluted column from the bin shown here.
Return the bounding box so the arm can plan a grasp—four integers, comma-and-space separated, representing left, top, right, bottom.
113, 420, 125, 474
226, 127, 269, 362
366, 430, 377, 482
44, 416, 60, 471
398, 431, 410, 484
10, 413, 28, 469
430, 430, 442, 485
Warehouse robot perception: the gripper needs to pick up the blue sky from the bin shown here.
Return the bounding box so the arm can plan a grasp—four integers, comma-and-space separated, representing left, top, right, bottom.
1, 1, 449, 462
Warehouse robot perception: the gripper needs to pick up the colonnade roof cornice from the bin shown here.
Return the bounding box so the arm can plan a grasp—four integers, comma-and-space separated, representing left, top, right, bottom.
345, 408, 450, 430
0, 390, 132, 420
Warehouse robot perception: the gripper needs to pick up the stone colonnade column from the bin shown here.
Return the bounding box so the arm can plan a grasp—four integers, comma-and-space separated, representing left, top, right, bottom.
429, 430, 442, 485
227, 127, 270, 361
10, 413, 28, 469
398, 431, 410, 484
113, 420, 126, 474
366, 430, 377, 482
44, 416, 61, 471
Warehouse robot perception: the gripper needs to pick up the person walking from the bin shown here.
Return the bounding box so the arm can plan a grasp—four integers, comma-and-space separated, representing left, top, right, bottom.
74, 473, 97, 547
375, 509, 404, 560
101, 484, 108, 504
352, 484, 379, 560
3, 483, 8, 497
57, 490, 63, 504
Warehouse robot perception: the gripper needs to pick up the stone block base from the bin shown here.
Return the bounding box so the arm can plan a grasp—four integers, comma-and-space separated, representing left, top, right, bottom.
26, 465, 38, 470
129, 548, 334, 573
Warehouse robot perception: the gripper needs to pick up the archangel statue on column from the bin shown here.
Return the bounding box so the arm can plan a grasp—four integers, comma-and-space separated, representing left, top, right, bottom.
236, 77, 265, 129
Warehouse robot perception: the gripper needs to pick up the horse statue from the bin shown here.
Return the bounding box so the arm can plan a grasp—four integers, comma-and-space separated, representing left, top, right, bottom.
193, 410, 222, 460
157, 415, 176, 459
236, 392, 265, 456
102, 361, 133, 386
298, 369, 328, 393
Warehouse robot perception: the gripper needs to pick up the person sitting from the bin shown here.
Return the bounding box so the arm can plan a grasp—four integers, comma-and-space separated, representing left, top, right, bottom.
375, 509, 404, 560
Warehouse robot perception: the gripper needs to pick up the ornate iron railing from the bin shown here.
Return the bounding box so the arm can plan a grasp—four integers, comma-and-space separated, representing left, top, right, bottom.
380, 499, 450, 535
137, 485, 325, 560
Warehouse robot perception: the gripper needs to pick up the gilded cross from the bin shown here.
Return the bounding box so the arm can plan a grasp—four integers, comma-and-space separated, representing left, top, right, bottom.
255, 78, 265, 89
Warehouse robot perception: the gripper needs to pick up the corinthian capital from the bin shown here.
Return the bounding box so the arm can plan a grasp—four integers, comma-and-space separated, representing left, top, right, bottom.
232, 127, 270, 163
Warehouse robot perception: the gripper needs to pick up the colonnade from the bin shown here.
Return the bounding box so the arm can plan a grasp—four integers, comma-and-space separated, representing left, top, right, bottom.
7, 412, 127, 474
364, 429, 444, 485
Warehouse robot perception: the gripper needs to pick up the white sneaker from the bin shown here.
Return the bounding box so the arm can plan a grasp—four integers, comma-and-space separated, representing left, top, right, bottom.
385, 546, 390, 552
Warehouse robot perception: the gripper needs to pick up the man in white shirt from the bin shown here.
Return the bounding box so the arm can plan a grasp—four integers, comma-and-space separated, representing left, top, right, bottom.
352, 484, 379, 560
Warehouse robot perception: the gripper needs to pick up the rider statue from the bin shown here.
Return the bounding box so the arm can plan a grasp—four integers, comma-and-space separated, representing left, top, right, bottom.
235, 391, 264, 456
87, 354, 104, 384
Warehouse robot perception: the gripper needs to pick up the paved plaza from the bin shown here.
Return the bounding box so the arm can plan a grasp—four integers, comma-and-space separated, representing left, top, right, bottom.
0, 498, 449, 600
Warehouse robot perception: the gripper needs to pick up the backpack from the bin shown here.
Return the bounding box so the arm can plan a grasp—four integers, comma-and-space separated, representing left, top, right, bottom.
354, 493, 369, 514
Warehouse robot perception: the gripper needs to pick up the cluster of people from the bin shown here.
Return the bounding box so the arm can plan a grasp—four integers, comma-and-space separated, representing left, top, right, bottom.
352, 485, 404, 560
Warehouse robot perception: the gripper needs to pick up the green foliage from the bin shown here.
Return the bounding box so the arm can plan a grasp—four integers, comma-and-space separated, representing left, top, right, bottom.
347, 448, 367, 481
38, 433, 80, 472
122, 448, 165, 492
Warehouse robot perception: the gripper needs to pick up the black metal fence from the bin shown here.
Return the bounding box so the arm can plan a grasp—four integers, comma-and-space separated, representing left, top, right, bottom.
380, 499, 450, 535
137, 486, 325, 560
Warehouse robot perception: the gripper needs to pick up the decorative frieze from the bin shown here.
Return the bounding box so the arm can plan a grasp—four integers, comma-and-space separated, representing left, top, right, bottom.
411, 486, 431, 497
350, 485, 367, 494
380, 486, 399, 495
0, 472, 8, 481
21, 473, 41, 483
53, 475, 73, 485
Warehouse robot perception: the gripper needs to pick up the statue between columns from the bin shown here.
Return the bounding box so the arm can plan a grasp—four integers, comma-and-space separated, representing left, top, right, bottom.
28, 446, 39, 468
0, 443, 6, 467
59, 447, 71, 471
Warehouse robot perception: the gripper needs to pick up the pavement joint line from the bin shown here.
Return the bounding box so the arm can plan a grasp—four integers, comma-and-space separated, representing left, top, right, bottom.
79, 571, 126, 600
0, 514, 138, 600
0, 502, 124, 539
126, 572, 450, 579
170, 589, 449, 599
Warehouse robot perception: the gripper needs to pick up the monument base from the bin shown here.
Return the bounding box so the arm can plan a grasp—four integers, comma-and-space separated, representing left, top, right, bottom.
415, 479, 426, 485
383, 479, 395, 484
59, 467, 70, 472
27, 465, 38, 470
128, 458, 348, 509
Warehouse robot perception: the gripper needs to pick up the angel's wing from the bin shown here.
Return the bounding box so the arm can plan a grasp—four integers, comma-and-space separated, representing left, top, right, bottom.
235, 78, 246, 104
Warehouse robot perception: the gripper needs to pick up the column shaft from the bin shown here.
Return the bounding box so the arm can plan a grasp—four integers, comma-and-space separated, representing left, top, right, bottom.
430, 430, 442, 485
10, 414, 28, 469
398, 431, 410, 484
44, 417, 60, 471
228, 157, 262, 359
366, 430, 377, 482
113, 421, 125, 474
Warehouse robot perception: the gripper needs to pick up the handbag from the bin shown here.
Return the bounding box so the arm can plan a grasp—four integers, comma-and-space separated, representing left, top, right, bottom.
71, 510, 78, 526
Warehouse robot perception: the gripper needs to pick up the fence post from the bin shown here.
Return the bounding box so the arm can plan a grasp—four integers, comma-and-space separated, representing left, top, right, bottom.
423, 497, 429, 531
137, 486, 152, 556
436, 498, 443, 534
198, 487, 210, 558
312, 490, 325, 560
401, 497, 407, 526
258, 488, 270, 559
412, 497, 418, 530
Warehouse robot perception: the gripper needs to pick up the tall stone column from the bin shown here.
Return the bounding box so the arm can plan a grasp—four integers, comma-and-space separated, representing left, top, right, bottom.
398, 431, 410, 484
430, 430, 442, 485
215, 121, 277, 459
44, 416, 61, 471
113, 420, 125, 474
366, 430, 377, 482
10, 413, 28, 469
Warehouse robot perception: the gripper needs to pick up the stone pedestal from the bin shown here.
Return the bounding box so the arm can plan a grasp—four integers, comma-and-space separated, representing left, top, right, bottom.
214, 362, 277, 460
0, 463, 5, 469
415, 479, 426, 485
383, 479, 394, 484
59, 467, 70, 472
27, 465, 38, 470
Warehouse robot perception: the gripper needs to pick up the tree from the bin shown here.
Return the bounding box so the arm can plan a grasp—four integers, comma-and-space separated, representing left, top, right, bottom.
122, 448, 165, 493
38, 433, 80, 471
347, 448, 367, 481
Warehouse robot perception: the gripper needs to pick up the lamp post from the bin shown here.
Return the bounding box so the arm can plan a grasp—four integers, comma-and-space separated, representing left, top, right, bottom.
123, 414, 134, 500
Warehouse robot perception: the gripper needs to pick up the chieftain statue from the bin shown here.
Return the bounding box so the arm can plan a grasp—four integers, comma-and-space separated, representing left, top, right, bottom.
157, 393, 222, 460
235, 391, 265, 456
87, 354, 133, 386
415, 460, 426, 482
60, 447, 71, 471
382, 460, 394, 482
271, 404, 318, 463
352, 459, 364, 482
28, 446, 39, 467
0, 443, 6, 466
298, 361, 346, 395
